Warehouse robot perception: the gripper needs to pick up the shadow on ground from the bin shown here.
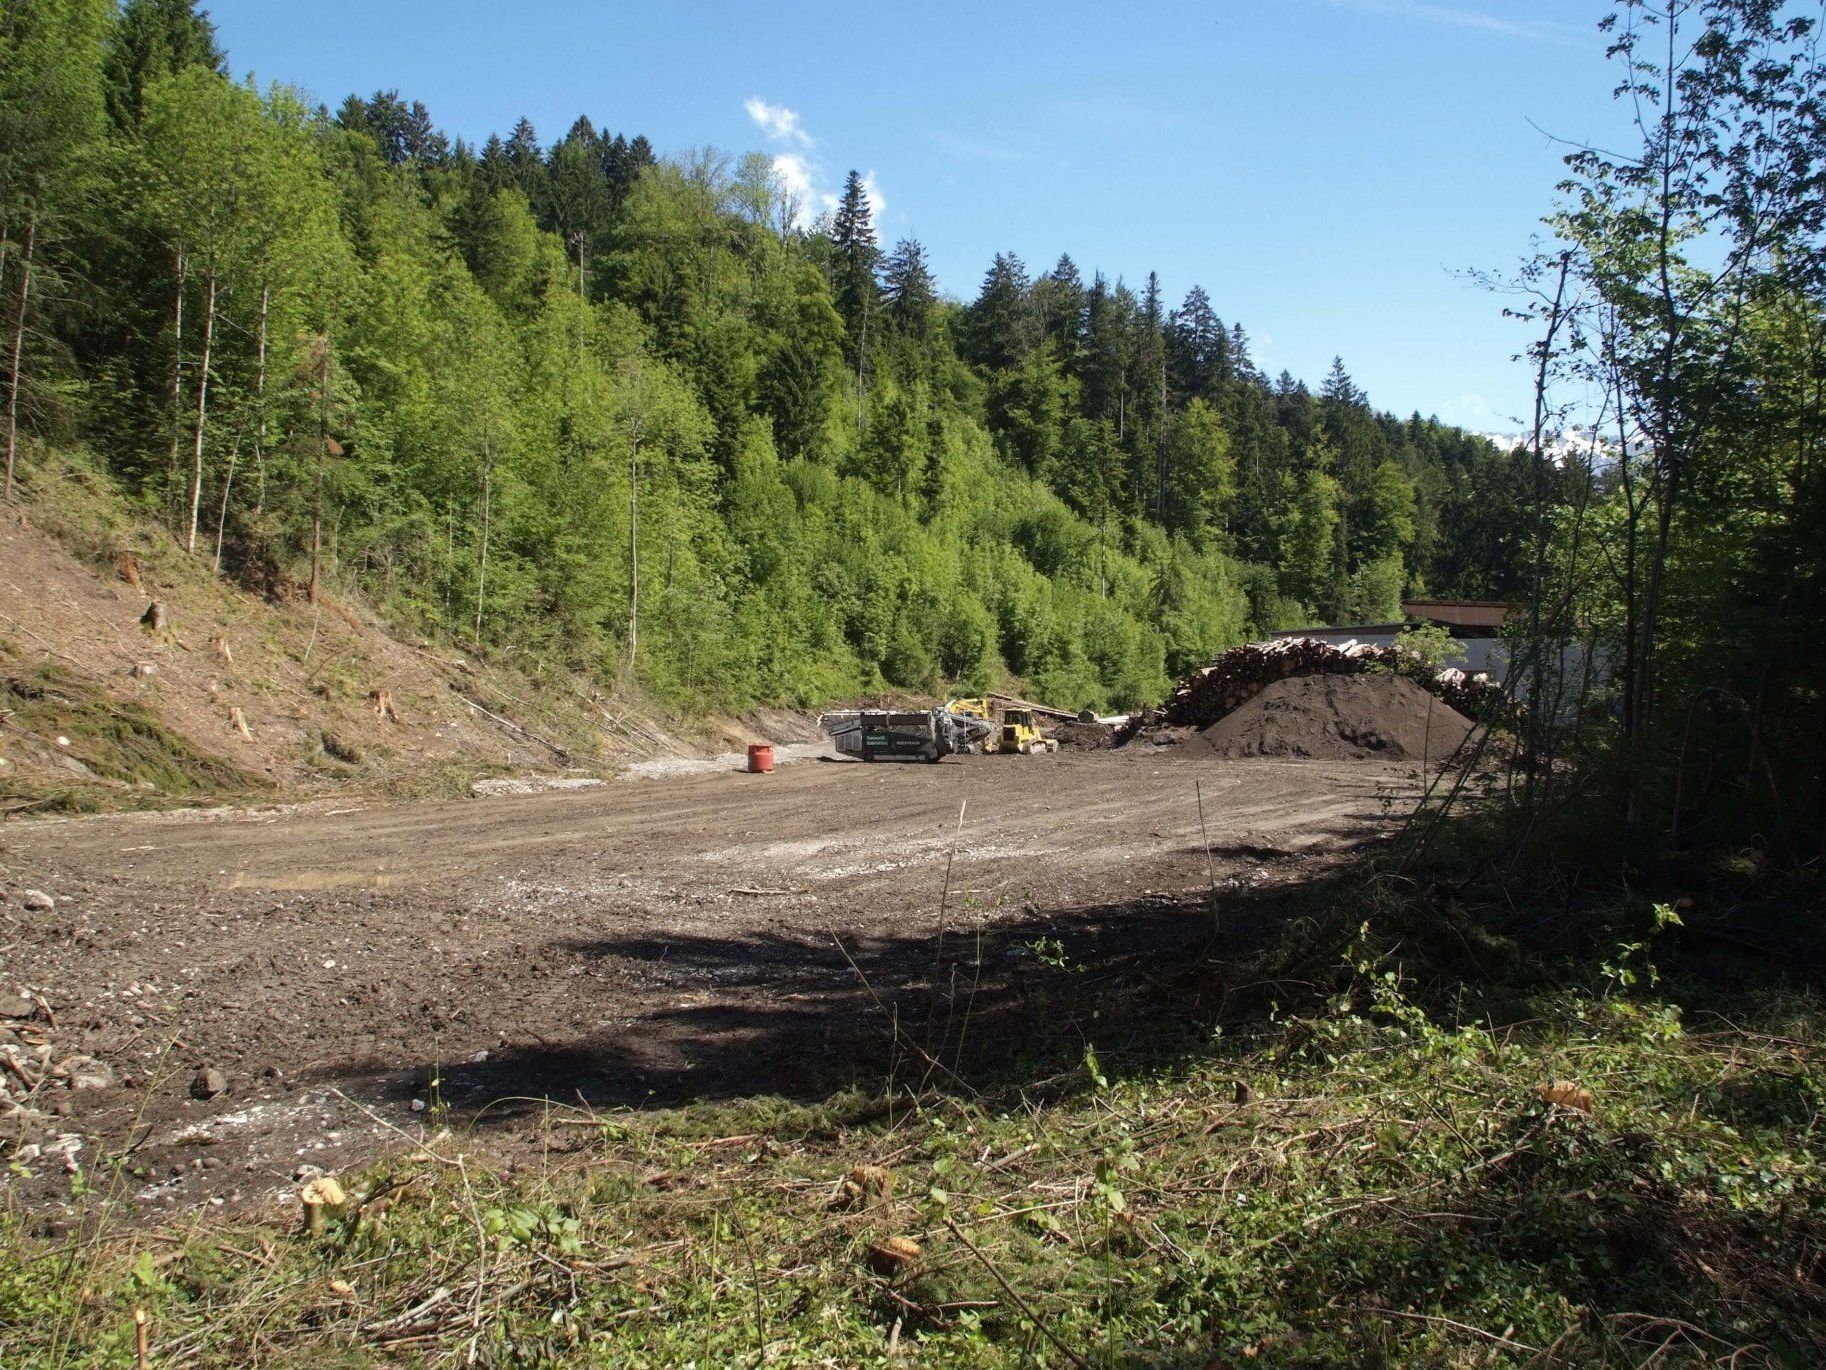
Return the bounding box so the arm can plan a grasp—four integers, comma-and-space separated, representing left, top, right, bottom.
351, 854, 1376, 1127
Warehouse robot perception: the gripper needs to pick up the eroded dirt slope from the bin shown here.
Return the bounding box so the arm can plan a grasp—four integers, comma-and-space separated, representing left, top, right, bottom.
0, 475, 815, 810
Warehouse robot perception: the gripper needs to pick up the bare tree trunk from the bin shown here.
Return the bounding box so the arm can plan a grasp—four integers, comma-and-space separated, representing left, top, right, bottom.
168, 247, 186, 527
573, 235, 588, 357
212, 437, 239, 573
252, 282, 269, 521
474, 441, 492, 646
309, 337, 329, 604
1623, 9, 1687, 826
3, 217, 34, 503
854, 295, 869, 441
443, 498, 455, 626
1521, 254, 1572, 798
185, 271, 218, 554
628, 434, 640, 662
1630, 474, 1680, 754
1617, 415, 1641, 758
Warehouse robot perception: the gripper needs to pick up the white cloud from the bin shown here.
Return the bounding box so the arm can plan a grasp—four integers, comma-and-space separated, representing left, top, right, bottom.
770, 151, 818, 227
744, 97, 812, 148
1448, 393, 1502, 427
742, 99, 887, 232
771, 151, 816, 206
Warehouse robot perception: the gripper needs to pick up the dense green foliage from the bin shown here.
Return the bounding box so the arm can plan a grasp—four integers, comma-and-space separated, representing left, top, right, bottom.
1501, 0, 1826, 854
0, 0, 1531, 712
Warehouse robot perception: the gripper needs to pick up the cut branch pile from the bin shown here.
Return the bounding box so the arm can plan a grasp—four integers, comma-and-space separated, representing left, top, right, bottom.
1123, 637, 1512, 741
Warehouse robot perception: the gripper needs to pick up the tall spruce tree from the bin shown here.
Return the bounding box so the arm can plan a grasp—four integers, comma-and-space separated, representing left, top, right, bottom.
828, 169, 880, 365
546, 118, 613, 305
1035, 254, 1087, 362
881, 237, 935, 337
1168, 284, 1227, 402
964, 252, 1035, 371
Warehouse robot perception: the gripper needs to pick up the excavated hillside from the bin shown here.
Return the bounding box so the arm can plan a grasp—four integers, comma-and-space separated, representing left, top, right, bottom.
0, 462, 801, 812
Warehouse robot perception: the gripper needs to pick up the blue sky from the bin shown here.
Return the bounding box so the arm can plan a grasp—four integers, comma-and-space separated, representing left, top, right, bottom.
202, 0, 1629, 433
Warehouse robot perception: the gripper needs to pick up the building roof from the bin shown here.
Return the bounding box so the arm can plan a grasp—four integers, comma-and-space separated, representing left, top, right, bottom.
1401, 599, 1512, 630
1272, 623, 1409, 639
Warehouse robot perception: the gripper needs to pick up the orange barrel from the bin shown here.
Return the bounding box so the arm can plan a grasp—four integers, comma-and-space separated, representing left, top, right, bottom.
746, 743, 775, 774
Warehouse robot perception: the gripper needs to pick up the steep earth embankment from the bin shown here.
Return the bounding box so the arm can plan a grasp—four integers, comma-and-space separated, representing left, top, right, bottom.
0, 466, 805, 811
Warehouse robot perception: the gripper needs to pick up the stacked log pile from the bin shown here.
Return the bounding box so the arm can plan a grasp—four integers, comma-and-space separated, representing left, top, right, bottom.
1161, 638, 1362, 728
1422, 666, 1509, 721
1120, 637, 1514, 742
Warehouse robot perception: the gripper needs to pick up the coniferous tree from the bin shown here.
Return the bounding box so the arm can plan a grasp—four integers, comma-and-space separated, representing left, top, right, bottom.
478, 133, 512, 193
338, 90, 447, 167
546, 118, 613, 304
100, 0, 222, 131
827, 169, 879, 366
1168, 285, 1227, 402
963, 251, 1035, 371
1135, 270, 1167, 518
1078, 273, 1132, 436
880, 237, 936, 337
1035, 254, 1086, 362
502, 117, 545, 204
1228, 322, 1257, 383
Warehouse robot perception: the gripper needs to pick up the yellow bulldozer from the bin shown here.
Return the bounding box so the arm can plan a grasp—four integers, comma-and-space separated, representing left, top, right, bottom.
947, 698, 1059, 755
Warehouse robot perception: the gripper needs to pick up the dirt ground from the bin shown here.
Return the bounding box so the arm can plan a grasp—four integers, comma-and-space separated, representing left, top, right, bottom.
0, 744, 1417, 1228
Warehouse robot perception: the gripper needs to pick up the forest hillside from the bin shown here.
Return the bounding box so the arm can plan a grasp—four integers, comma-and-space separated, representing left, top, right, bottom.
1, 0, 1536, 720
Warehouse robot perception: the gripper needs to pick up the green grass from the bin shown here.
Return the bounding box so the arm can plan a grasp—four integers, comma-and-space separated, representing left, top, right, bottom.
6, 893, 1824, 1367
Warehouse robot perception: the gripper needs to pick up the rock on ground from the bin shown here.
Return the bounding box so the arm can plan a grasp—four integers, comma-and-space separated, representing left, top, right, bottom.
59, 1056, 116, 1091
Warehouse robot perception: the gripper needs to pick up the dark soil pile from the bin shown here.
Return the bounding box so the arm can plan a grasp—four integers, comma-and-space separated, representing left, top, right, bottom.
1188, 672, 1474, 761
1056, 719, 1115, 749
